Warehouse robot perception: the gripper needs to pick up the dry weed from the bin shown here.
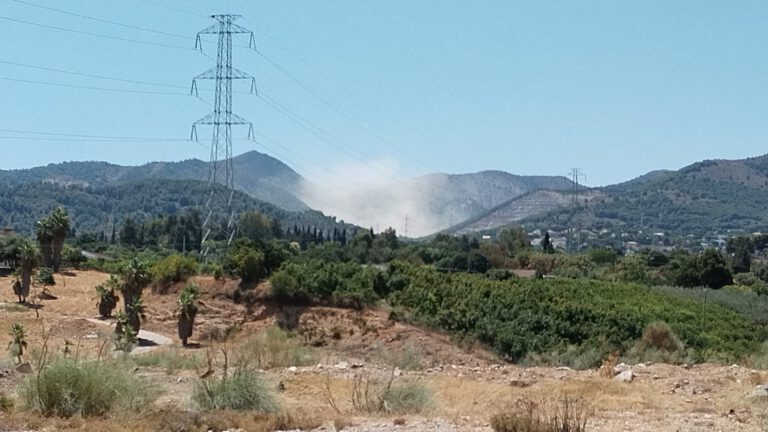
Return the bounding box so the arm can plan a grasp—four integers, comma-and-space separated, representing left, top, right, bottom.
490, 395, 591, 432
598, 351, 619, 378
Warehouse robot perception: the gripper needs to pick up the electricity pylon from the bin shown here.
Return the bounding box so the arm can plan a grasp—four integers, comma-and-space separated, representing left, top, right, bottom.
190, 14, 256, 257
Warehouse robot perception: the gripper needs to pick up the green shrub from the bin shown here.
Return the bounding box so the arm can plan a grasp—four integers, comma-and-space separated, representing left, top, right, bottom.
35, 267, 55, 287
224, 245, 266, 284
193, 369, 278, 412
20, 358, 154, 417
150, 254, 198, 292
387, 262, 764, 362
268, 259, 380, 308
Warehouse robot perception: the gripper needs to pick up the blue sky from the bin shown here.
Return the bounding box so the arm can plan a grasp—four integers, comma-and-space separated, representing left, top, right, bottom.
1, 0, 768, 186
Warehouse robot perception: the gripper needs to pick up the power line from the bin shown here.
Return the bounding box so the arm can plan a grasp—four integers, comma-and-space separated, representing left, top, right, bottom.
0, 128, 189, 141
253, 48, 440, 173
0, 15, 191, 50
0, 59, 187, 89
0, 136, 190, 143
0, 76, 189, 95
132, 0, 203, 18
8, 0, 191, 40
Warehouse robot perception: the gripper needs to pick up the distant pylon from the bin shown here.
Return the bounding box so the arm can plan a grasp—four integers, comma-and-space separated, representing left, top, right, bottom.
190, 14, 256, 257
567, 168, 586, 252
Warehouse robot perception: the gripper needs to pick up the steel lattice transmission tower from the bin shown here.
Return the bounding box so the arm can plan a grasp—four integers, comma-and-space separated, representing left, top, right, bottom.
190, 15, 256, 256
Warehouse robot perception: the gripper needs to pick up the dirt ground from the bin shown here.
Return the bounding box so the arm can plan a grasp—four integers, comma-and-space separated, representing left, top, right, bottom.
1, 270, 768, 431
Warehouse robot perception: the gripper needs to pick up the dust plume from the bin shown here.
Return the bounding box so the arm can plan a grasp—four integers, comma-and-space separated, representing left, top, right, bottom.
298, 159, 446, 238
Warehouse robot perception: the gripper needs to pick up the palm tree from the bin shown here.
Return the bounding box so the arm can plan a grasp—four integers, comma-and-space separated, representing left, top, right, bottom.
36, 207, 70, 272
7, 323, 27, 364
15, 239, 39, 303
177, 283, 200, 346
120, 258, 150, 335
95, 275, 120, 318
113, 311, 137, 352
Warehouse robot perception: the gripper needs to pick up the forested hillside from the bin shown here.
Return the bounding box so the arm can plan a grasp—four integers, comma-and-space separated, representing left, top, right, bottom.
0, 150, 309, 212
0, 178, 354, 235
487, 154, 768, 236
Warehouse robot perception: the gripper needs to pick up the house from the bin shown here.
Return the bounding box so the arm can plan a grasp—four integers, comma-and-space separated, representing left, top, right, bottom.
0, 227, 15, 238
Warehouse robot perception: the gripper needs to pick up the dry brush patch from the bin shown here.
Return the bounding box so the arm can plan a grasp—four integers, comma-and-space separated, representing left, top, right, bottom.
490, 395, 591, 432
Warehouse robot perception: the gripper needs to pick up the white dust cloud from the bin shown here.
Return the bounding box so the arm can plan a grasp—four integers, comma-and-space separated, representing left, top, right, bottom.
298, 159, 446, 238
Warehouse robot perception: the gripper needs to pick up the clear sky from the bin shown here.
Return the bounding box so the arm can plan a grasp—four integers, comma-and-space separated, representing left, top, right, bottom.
1, 0, 768, 186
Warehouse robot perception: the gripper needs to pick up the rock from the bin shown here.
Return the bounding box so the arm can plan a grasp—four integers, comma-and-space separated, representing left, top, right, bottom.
614, 370, 634, 383
287, 366, 298, 373
750, 384, 768, 397
15, 362, 32, 374
394, 367, 402, 377
351, 362, 364, 369
615, 362, 630, 372
335, 361, 349, 370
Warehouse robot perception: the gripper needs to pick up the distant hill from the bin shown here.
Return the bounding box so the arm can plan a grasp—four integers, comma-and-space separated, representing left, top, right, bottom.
0, 150, 309, 212
406, 171, 575, 232
0, 178, 354, 235
519, 154, 768, 235
442, 189, 588, 235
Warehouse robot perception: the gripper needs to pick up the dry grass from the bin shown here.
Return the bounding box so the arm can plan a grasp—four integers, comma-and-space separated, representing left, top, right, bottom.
490, 395, 591, 432
0, 408, 322, 432
350, 371, 433, 414
598, 351, 619, 378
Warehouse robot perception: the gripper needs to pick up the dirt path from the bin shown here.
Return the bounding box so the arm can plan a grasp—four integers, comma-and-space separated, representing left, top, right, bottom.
85, 318, 174, 354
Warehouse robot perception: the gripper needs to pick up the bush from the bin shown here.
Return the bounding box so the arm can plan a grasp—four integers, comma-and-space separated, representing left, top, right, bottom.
387, 263, 764, 362
193, 369, 278, 412
268, 260, 380, 308
237, 326, 313, 370
35, 267, 55, 287
490, 396, 590, 432
19, 358, 154, 417
224, 246, 266, 284
150, 254, 198, 292
623, 321, 693, 365
351, 372, 432, 414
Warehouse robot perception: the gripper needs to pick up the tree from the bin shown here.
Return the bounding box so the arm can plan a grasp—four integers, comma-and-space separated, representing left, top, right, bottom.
225, 246, 265, 284
120, 218, 139, 247
7, 323, 27, 364
726, 236, 753, 274
699, 248, 732, 289
177, 283, 199, 346
541, 231, 555, 254
238, 211, 275, 242
15, 238, 39, 303
119, 258, 150, 335
95, 275, 120, 319
35, 207, 70, 272
498, 227, 530, 257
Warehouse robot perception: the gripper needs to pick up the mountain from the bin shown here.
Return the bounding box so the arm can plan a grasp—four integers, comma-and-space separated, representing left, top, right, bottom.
416, 171, 575, 219
0, 150, 309, 212
0, 178, 354, 235
398, 171, 576, 233
491, 154, 768, 236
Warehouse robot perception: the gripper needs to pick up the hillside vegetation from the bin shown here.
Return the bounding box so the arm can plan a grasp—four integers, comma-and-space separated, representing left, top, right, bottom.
0, 179, 353, 235
524, 155, 768, 236
0, 150, 308, 212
